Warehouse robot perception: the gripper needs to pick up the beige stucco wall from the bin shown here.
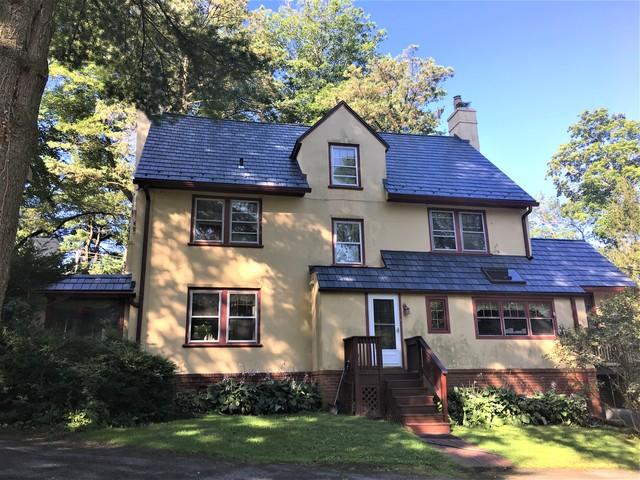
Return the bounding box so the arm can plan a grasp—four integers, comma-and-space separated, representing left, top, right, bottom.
314, 291, 586, 371
126, 104, 536, 374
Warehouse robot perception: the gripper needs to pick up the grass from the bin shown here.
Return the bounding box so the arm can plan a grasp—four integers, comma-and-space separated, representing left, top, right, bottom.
454, 424, 640, 470
75, 413, 461, 475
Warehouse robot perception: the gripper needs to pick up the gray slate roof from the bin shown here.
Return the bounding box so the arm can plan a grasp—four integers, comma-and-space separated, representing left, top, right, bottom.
135, 114, 536, 204
135, 115, 310, 191
380, 133, 536, 204
311, 239, 635, 295
44, 274, 135, 294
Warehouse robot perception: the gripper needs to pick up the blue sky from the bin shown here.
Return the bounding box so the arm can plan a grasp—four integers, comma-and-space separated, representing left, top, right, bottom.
250, 1, 639, 198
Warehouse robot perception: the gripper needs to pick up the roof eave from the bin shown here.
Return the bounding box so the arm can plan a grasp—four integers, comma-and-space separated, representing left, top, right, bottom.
43, 290, 135, 297
385, 191, 539, 208
133, 178, 311, 196
315, 285, 583, 296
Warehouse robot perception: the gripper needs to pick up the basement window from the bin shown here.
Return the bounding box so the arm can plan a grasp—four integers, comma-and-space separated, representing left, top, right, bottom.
482, 267, 525, 284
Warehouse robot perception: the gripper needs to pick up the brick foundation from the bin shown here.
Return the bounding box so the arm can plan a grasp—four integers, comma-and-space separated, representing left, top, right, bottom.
447, 368, 603, 417
175, 368, 602, 416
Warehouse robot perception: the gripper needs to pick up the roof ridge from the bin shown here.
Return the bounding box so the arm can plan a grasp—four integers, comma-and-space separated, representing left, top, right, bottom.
160, 113, 310, 128
531, 238, 587, 243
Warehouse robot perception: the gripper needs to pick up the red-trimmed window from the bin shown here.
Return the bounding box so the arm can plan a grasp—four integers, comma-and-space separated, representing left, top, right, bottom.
329, 144, 360, 188
191, 197, 261, 246
186, 289, 260, 346
474, 298, 556, 339
332, 219, 364, 265
429, 210, 488, 253
426, 297, 450, 333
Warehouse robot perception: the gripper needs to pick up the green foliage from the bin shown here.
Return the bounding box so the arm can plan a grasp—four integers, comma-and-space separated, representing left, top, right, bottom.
172, 390, 212, 419
0, 329, 176, 428
546, 109, 640, 281
529, 194, 584, 240
555, 291, 640, 418
21, 62, 135, 273
448, 386, 588, 427
206, 377, 321, 415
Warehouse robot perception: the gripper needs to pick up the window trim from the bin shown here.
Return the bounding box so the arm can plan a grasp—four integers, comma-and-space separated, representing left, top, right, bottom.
186, 289, 222, 344
425, 296, 450, 334
190, 196, 263, 247
328, 143, 362, 190
184, 287, 261, 347
332, 218, 365, 266
226, 290, 259, 344
472, 296, 557, 340
428, 209, 490, 254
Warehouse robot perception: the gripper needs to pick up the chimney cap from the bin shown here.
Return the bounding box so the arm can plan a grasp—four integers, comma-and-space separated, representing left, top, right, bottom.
453, 95, 471, 109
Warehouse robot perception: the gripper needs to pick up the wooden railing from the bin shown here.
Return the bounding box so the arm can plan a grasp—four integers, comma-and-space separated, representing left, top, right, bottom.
340, 336, 383, 417
405, 336, 448, 423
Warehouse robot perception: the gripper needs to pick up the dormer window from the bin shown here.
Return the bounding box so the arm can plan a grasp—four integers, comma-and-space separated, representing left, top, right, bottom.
329, 144, 361, 189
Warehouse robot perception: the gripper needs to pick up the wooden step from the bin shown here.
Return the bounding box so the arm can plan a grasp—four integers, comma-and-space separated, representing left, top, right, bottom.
397, 404, 437, 415
385, 379, 423, 389
393, 394, 435, 406
405, 422, 451, 435
400, 413, 445, 424
384, 372, 420, 381
387, 386, 431, 396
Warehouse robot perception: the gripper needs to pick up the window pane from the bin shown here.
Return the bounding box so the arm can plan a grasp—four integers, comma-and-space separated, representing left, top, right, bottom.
336, 223, 360, 243
231, 232, 258, 243
331, 146, 358, 185
228, 318, 256, 341
460, 213, 483, 232
332, 174, 357, 185
335, 244, 361, 263
529, 303, 552, 318
531, 318, 554, 335
190, 317, 218, 341
373, 299, 395, 324
195, 221, 223, 241
332, 147, 357, 166
191, 293, 220, 317
433, 236, 456, 250
477, 301, 499, 318
375, 324, 396, 349
432, 212, 455, 231
504, 318, 528, 335
503, 302, 525, 318
196, 199, 223, 221
231, 222, 258, 234
430, 300, 446, 330
463, 232, 486, 251
478, 318, 501, 336
229, 294, 256, 317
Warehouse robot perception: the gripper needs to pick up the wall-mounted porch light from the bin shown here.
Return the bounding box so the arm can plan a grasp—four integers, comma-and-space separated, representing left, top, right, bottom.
402, 303, 410, 316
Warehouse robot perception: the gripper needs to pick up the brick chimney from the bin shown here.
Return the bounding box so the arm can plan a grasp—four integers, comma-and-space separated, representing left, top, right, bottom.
447, 95, 479, 150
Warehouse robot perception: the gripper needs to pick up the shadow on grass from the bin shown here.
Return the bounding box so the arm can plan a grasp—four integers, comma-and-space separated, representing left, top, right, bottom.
77, 413, 464, 476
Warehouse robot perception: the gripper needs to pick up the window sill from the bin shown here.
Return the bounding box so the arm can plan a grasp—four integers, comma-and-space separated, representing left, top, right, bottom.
430, 250, 490, 256
427, 329, 450, 334
188, 242, 264, 248
328, 185, 364, 190
475, 335, 556, 340
183, 343, 263, 348
332, 263, 366, 267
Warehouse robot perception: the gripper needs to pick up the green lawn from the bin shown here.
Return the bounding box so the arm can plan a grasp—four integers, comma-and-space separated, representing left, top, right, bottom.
454, 424, 640, 470
75, 413, 461, 475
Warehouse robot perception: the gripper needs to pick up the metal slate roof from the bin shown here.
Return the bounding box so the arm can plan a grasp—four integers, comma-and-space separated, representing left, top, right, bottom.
311, 239, 635, 294
44, 274, 135, 294
380, 132, 536, 204
134, 114, 536, 204
135, 115, 310, 191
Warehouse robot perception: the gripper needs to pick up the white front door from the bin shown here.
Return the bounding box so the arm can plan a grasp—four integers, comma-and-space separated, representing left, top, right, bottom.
367, 294, 402, 367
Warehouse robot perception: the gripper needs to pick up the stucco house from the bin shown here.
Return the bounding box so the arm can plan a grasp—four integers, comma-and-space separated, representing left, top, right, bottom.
44, 97, 635, 434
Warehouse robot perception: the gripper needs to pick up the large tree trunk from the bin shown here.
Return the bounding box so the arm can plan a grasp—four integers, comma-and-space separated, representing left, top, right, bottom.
0, 0, 56, 311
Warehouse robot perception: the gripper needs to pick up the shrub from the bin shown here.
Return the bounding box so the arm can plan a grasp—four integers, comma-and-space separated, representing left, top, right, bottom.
0, 328, 176, 428
448, 386, 588, 427
206, 377, 321, 415
172, 390, 211, 419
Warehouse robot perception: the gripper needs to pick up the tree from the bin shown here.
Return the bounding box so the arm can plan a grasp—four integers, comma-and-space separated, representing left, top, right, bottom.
554, 291, 640, 431
529, 194, 584, 240
0, 0, 267, 310
546, 109, 640, 281
315, 46, 453, 134
18, 63, 135, 273
250, 0, 385, 123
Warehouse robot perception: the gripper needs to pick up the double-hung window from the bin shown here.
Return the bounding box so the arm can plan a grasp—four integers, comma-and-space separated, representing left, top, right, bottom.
429, 210, 487, 253
191, 197, 261, 246
329, 144, 360, 188
475, 298, 555, 338
333, 219, 364, 265
186, 289, 259, 346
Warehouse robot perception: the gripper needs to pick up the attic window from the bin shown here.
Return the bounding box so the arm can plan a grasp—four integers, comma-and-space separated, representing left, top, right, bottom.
482, 267, 525, 284
329, 144, 361, 189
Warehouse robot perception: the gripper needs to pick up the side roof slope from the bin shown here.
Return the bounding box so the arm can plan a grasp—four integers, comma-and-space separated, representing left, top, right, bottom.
311, 239, 635, 294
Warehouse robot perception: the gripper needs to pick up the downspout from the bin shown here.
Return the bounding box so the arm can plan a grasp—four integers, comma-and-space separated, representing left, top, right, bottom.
135, 186, 151, 343
521, 206, 533, 260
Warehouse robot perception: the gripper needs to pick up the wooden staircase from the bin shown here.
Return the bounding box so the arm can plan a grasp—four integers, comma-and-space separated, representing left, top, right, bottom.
385, 369, 451, 435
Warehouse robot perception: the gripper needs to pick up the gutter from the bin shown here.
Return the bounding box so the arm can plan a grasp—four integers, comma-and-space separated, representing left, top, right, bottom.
521, 206, 533, 259
135, 187, 152, 343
